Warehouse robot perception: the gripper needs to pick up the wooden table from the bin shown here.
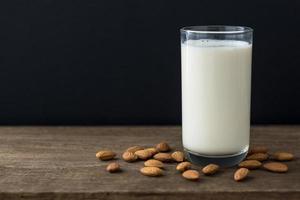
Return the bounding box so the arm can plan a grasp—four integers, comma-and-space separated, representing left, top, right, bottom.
0, 126, 299, 200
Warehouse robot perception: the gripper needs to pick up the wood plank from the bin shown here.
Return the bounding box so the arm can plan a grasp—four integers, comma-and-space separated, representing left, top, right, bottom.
0, 126, 299, 200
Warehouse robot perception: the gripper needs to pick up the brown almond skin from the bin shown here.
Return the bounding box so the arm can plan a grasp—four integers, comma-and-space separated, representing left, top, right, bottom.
171, 151, 185, 162
144, 159, 164, 168
176, 162, 192, 172
238, 160, 262, 169
234, 168, 249, 181
156, 142, 171, 152
182, 170, 200, 181
202, 164, 220, 175
122, 151, 138, 162
263, 162, 288, 173
126, 146, 144, 153
145, 148, 158, 156
134, 150, 153, 160
248, 146, 268, 154
106, 162, 120, 173
154, 153, 173, 162
272, 152, 294, 161
96, 150, 116, 161
140, 167, 163, 177
246, 153, 269, 161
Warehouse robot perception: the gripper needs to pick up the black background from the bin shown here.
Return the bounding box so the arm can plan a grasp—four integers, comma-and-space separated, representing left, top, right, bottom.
0, 0, 299, 125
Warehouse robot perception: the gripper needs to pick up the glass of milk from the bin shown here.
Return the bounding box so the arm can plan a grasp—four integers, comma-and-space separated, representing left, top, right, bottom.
181, 26, 253, 167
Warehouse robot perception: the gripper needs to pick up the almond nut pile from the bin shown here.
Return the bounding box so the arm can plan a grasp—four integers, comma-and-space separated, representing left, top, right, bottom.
96, 144, 295, 182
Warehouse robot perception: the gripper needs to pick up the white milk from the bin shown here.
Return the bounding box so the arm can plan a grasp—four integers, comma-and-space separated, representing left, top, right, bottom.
181, 39, 252, 156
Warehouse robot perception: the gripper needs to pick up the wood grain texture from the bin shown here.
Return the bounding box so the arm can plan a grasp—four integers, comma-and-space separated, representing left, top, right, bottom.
0, 126, 299, 200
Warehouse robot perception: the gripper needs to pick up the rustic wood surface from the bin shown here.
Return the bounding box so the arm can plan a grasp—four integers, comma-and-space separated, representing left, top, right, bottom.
0, 126, 299, 200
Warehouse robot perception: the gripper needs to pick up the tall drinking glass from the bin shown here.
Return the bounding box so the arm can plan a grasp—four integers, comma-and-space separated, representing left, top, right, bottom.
181, 26, 253, 167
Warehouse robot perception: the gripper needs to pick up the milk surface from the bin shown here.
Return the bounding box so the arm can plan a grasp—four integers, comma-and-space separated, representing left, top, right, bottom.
181, 39, 252, 156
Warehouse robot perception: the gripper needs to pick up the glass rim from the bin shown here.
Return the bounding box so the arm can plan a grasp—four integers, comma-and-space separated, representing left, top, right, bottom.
180, 25, 253, 34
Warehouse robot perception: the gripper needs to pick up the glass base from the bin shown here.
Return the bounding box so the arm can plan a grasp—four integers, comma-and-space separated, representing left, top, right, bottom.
184, 148, 248, 167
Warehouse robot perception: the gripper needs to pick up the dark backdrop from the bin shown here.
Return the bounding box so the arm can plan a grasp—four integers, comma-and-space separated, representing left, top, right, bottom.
0, 0, 299, 125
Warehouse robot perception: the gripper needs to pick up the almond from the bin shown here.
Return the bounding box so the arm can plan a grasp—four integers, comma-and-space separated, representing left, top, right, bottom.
263, 162, 288, 173
140, 166, 163, 177
106, 162, 120, 173
176, 161, 192, 172
122, 151, 138, 162
96, 150, 116, 161
234, 168, 249, 181
272, 152, 294, 161
126, 146, 144, 153
202, 164, 220, 175
134, 150, 153, 160
145, 147, 158, 156
144, 159, 164, 168
238, 160, 262, 169
153, 153, 173, 162
171, 151, 185, 162
246, 153, 269, 161
156, 142, 171, 152
248, 146, 268, 154
182, 170, 200, 181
